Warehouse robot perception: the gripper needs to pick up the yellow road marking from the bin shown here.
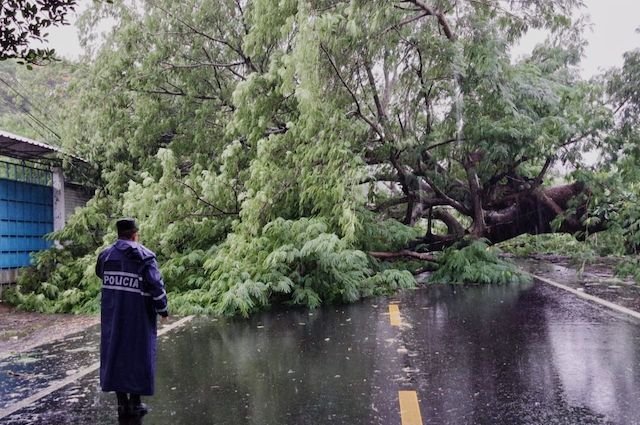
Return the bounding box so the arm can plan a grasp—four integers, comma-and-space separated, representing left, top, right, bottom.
399, 390, 423, 425
389, 304, 402, 327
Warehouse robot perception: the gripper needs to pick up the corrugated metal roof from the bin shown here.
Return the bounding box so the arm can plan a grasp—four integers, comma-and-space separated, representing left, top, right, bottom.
0, 130, 83, 163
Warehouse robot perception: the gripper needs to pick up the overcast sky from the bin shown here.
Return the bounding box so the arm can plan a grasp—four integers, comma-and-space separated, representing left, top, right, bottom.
45, 0, 639, 77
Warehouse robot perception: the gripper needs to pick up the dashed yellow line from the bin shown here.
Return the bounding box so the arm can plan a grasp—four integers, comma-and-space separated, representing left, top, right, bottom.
388, 304, 423, 424
389, 303, 402, 327
399, 390, 423, 425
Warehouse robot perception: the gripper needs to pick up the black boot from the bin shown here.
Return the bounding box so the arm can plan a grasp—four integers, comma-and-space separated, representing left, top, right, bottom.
129, 394, 149, 417
116, 392, 130, 418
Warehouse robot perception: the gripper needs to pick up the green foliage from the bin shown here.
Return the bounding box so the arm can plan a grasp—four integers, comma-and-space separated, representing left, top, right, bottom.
0, 60, 77, 143
6, 0, 640, 316
170, 217, 416, 316
6, 251, 99, 314
562, 169, 640, 256
121, 148, 235, 256
373, 258, 433, 275
355, 211, 424, 252
0, 0, 77, 64
52, 196, 113, 256
430, 241, 531, 285
498, 233, 596, 257
615, 258, 640, 283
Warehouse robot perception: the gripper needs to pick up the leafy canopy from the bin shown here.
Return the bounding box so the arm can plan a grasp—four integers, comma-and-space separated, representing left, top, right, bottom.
6, 0, 640, 315
0, 0, 77, 65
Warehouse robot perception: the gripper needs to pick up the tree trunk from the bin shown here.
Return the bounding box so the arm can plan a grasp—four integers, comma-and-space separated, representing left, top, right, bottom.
484, 182, 601, 243
414, 182, 604, 251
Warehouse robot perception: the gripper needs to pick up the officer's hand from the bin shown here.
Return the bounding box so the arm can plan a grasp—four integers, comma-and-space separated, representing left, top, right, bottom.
160, 315, 169, 325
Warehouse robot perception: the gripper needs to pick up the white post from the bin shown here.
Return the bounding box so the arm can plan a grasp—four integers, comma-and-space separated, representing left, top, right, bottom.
52, 167, 65, 232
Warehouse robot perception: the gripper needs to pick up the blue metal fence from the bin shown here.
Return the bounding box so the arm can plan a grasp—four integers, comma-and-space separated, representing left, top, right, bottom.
0, 161, 53, 269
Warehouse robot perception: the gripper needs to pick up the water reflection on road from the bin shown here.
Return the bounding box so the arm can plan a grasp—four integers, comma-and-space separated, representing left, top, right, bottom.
153, 304, 384, 424
545, 294, 640, 424
398, 282, 640, 424
2, 281, 640, 424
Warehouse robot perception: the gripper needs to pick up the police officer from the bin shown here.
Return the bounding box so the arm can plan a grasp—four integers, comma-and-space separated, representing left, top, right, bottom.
95, 218, 169, 418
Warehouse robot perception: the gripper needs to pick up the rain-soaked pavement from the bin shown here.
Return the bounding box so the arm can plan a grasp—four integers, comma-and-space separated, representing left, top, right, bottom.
1, 280, 640, 425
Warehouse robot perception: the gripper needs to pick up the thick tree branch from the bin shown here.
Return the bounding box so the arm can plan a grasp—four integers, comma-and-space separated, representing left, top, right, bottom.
150, 2, 257, 73
131, 87, 219, 101
533, 188, 579, 228
431, 208, 465, 237
399, 0, 456, 41
410, 182, 606, 251
320, 44, 385, 139
384, 12, 429, 33
533, 156, 555, 186
464, 154, 486, 236
417, 171, 469, 215
364, 60, 390, 134
369, 250, 437, 261
161, 60, 246, 69
371, 196, 409, 212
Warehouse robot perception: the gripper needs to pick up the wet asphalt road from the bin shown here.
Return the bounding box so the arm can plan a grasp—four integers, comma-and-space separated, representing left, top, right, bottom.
1, 280, 640, 425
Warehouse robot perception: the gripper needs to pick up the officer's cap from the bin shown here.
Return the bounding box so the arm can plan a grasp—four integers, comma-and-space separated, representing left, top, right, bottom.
116, 218, 139, 235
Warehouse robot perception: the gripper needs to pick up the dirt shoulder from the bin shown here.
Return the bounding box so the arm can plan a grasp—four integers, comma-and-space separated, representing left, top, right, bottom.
0, 302, 99, 360
516, 255, 640, 314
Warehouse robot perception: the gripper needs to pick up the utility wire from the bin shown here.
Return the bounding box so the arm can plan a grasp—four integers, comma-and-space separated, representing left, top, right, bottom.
0, 96, 52, 142
8, 73, 62, 133
0, 94, 59, 142
0, 76, 63, 141
0, 76, 62, 140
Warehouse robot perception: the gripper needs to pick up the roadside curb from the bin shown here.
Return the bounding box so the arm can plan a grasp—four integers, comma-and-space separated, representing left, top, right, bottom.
531, 273, 640, 321
0, 315, 194, 421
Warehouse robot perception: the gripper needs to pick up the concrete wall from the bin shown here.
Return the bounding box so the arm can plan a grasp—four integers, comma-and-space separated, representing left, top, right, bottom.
64, 183, 92, 222
0, 269, 19, 286
53, 167, 65, 232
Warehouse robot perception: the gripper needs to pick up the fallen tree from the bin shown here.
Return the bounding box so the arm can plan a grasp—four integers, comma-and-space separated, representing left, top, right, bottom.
316, 1, 613, 255
407, 181, 605, 251
6, 0, 633, 316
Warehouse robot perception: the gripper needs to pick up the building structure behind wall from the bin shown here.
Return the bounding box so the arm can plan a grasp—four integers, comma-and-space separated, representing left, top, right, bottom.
0, 130, 91, 285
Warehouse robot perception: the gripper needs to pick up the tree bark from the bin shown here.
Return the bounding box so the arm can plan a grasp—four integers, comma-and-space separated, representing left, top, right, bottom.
411, 182, 605, 251
369, 250, 437, 261
464, 153, 486, 237
483, 182, 602, 243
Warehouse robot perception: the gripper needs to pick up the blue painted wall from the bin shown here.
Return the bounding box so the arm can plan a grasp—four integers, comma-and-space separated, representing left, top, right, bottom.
0, 178, 53, 269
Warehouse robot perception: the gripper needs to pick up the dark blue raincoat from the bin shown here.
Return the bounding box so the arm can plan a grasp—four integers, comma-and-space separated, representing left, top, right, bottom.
96, 239, 168, 396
